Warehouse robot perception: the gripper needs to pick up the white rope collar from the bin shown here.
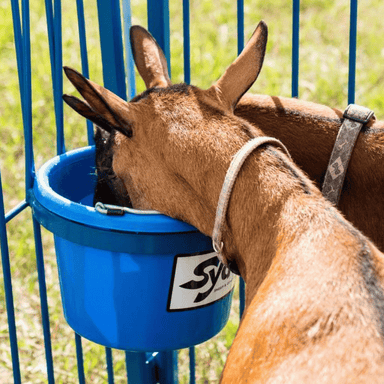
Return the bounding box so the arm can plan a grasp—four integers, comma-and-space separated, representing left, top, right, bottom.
212, 137, 292, 270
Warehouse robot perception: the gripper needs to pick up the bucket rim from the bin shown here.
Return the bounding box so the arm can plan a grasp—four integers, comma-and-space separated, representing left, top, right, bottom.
32, 146, 198, 234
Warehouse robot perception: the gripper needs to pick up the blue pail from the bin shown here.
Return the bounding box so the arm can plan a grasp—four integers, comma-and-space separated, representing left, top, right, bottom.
30, 146, 234, 351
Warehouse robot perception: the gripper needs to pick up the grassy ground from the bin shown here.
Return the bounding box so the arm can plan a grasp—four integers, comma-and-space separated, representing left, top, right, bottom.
0, 0, 383, 383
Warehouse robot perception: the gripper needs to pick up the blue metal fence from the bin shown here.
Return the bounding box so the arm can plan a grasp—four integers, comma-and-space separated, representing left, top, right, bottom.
1, 0, 365, 382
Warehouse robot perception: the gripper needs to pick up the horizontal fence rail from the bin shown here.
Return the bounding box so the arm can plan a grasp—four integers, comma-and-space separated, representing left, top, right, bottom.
0, 0, 374, 383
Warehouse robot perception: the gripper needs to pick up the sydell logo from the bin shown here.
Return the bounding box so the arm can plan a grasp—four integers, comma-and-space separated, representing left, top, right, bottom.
167, 251, 235, 311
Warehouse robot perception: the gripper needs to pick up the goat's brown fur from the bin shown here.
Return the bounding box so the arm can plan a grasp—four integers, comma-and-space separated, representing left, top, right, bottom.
235, 95, 384, 252
63, 22, 384, 383
129, 22, 384, 253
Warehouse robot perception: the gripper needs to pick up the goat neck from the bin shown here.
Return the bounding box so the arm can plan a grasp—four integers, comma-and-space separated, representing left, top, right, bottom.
236, 94, 384, 252
215, 119, 384, 383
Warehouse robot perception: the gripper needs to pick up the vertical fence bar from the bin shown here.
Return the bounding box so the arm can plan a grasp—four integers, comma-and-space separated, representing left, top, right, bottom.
10, 0, 31, 188
106, 347, 115, 384
237, 0, 246, 319
45, 0, 56, 88
237, 0, 244, 56
348, 0, 358, 104
32, 217, 55, 383
147, 0, 171, 72
96, 0, 127, 99
146, 2, 178, 381
156, 351, 178, 384
189, 347, 196, 384
10, 0, 24, 95
75, 334, 86, 384
237, 0, 245, 318
76, 0, 89, 81
0, 172, 21, 384
76, 0, 94, 145
21, 0, 35, 190
53, 0, 64, 155
182, 0, 190, 84
292, 0, 300, 98
45, 0, 65, 155
122, 0, 136, 99
125, 352, 157, 383
22, 5, 58, 380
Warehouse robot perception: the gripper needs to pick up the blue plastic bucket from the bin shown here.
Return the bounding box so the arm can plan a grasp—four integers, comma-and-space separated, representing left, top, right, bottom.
30, 146, 234, 351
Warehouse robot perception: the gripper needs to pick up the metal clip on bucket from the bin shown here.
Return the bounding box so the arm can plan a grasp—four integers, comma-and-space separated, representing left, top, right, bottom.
95, 202, 161, 216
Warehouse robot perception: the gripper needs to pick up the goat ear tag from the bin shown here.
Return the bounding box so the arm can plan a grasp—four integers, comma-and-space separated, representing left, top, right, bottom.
167, 251, 235, 312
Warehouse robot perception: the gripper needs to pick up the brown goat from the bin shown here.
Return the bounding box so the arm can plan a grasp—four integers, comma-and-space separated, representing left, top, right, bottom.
63, 22, 384, 383
127, 24, 384, 253
236, 95, 384, 252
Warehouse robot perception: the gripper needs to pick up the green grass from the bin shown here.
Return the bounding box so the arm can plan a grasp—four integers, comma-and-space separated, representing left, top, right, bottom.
0, 0, 383, 383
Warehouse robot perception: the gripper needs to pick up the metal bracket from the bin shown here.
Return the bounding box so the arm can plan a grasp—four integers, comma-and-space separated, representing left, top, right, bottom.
343, 103, 375, 124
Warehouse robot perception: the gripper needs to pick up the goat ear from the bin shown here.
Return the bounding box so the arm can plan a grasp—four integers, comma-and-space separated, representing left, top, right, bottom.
214, 21, 268, 110
63, 67, 133, 137
130, 25, 172, 89
63, 94, 113, 134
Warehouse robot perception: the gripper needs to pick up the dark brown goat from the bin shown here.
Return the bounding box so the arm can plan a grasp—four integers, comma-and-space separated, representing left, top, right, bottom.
63, 22, 384, 383
236, 95, 384, 251
93, 127, 132, 207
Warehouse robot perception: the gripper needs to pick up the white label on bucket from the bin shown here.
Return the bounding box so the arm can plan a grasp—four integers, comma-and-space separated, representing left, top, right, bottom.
167, 251, 235, 311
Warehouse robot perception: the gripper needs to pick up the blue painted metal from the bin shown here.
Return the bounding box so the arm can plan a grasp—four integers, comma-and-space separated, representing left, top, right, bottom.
75, 0, 94, 145
75, 0, 89, 80
32, 217, 55, 383
106, 348, 115, 384
122, 0, 136, 99
5, 200, 29, 223
45, 0, 65, 155
292, 0, 300, 97
183, 0, 191, 84
189, 347, 196, 384
96, 0, 127, 100
9, 2, 55, 384
11, 0, 35, 190
156, 351, 178, 384
147, 0, 171, 73
21, 0, 35, 186
44, 0, 56, 94
237, 0, 246, 319
53, 0, 64, 155
125, 352, 157, 383
237, 0, 244, 56
240, 278, 245, 318
0, 172, 21, 384
31, 148, 201, 239
348, 0, 358, 104
75, 334, 86, 384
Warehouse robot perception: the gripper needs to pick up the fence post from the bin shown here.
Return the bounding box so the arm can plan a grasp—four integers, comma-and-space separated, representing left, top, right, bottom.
125, 352, 157, 383
96, 0, 127, 100
348, 0, 358, 104
292, 0, 300, 98
147, 0, 171, 74
0, 173, 21, 384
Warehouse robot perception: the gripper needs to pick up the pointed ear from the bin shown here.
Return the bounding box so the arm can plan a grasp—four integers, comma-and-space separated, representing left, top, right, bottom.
214, 21, 268, 110
130, 25, 172, 89
63, 67, 133, 137
63, 94, 114, 134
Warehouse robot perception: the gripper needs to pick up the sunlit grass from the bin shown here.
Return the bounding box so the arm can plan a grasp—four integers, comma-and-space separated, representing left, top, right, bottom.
0, 0, 383, 383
